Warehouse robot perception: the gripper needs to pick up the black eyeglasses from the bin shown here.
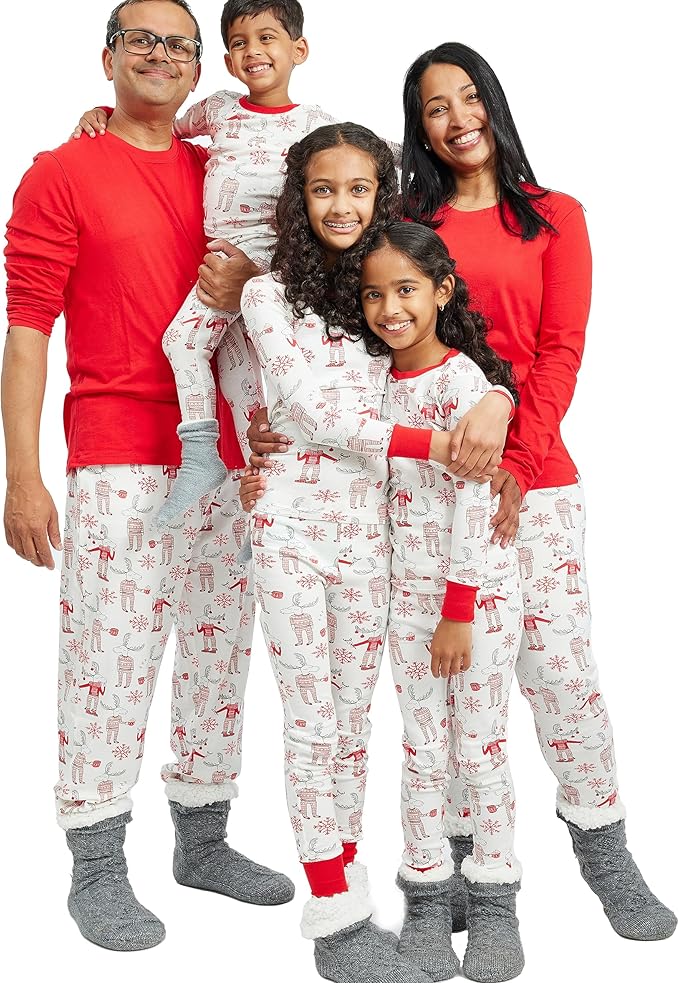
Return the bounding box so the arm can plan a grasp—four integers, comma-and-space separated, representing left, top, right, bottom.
108, 29, 201, 63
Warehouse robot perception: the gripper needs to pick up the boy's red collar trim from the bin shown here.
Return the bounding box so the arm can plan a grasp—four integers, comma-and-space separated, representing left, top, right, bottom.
239, 96, 298, 114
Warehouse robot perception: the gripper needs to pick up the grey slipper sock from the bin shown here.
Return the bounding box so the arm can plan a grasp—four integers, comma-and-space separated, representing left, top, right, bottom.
315, 917, 435, 983
66, 811, 165, 951
170, 799, 295, 905
448, 835, 473, 932
156, 419, 227, 527
397, 873, 461, 981
463, 879, 524, 983
562, 815, 677, 940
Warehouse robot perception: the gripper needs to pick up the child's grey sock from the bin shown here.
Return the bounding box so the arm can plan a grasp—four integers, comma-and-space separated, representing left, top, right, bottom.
314, 918, 435, 983
66, 811, 165, 951
397, 872, 461, 981
448, 835, 473, 932
156, 419, 227, 526
562, 815, 677, 940
345, 862, 399, 948
170, 799, 295, 905
463, 879, 524, 983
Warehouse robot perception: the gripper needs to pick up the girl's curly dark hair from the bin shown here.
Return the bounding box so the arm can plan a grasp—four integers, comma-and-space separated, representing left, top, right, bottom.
271, 122, 400, 329
353, 222, 518, 400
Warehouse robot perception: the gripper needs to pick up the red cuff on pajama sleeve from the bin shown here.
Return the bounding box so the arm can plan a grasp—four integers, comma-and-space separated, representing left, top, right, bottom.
387, 425, 432, 460
441, 582, 478, 622
303, 854, 349, 897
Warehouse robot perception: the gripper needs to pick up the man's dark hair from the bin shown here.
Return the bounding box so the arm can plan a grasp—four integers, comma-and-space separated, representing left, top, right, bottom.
221, 0, 304, 49
106, 0, 202, 58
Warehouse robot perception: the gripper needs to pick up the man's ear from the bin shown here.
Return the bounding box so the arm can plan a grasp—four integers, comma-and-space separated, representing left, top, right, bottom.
103, 46, 114, 81
191, 61, 202, 92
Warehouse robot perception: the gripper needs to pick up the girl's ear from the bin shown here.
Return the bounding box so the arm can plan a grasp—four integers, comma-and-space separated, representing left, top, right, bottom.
436, 274, 455, 309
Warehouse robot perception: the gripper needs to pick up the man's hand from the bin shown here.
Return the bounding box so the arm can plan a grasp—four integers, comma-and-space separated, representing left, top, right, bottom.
490, 468, 522, 547
448, 391, 511, 481
5, 476, 61, 569
430, 618, 472, 678
239, 468, 267, 512
196, 239, 260, 310
246, 406, 292, 469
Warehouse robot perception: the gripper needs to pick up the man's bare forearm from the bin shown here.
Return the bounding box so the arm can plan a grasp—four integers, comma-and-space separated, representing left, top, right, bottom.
2, 326, 48, 482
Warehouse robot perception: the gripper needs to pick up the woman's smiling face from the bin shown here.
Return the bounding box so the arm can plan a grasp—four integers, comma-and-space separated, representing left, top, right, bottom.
419, 62, 496, 177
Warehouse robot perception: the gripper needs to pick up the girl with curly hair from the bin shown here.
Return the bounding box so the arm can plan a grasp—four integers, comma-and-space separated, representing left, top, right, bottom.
238, 123, 467, 983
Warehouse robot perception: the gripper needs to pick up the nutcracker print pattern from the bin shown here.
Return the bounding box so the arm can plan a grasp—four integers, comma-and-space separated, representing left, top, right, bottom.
56, 465, 254, 828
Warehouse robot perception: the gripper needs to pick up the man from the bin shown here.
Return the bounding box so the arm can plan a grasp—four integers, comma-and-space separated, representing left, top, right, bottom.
2, 0, 292, 952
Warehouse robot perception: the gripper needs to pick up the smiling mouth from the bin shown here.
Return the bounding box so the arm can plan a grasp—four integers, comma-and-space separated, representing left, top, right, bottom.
379, 320, 412, 333
450, 129, 482, 147
246, 63, 272, 74
324, 221, 359, 231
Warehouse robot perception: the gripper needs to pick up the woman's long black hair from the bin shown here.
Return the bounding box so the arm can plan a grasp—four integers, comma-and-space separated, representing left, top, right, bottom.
354, 222, 518, 400
402, 42, 555, 241
271, 122, 400, 329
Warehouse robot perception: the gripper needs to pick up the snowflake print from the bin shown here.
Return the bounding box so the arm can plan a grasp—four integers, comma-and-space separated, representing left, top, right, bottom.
297, 574, 317, 590
271, 354, 294, 376
214, 660, 228, 674
99, 587, 117, 606
396, 599, 415, 619
341, 522, 360, 541
463, 697, 481, 714
242, 288, 266, 309
112, 744, 131, 761
201, 718, 217, 733
275, 115, 296, 131
318, 702, 335, 720
131, 615, 150, 633
480, 819, 501, 836
164, 327, 181, 345
255, 553, 275, 570
79, 490, 91, 505
374, 541, 391, 558
178, 600, 191, 617
405, 662, 429, 681
530, 512, 552, 528
225, 742, 237, 757
140, 554, 156, 570
323, 511, 346, 525
334, 649, 355, 665
291, 816, 303, 833
342, 587, 362, 603
574, 601, 590, 618
348, 610, 371, 628
221, 553, 237, 567
314, 489, 341, 503
564, 678, 585, 695
170, 564, 188, 581
535, 576, 558, 594
81, 513, 97, 529
564, 712, 585, 725
214, 593, 234, 609
588, 777, 607, 791
547, 654, 569, 672
78, 554, 93, 572
344, 370, 362, 383
544, 532, 564, 548
212, 533, 230, 547
304, 525, 327, 543
503, 633, 517, 650
315, 817, 337, 836
284, 749, 297, 765
576, 762, 595, 774
436, 488, 456, 507
323, 408, 341, 427
139, 476, 159, 494
461, 758, 480, 774
250, 149, 271, 165
86, 722, 103, 740
363, 673, 378, 690
405, 534, 422, 551
66, 637, 84, 657
411, 778, 428, 792
405, 841, 418, 860
184, 526, 199, 543
127, 689, 143, 705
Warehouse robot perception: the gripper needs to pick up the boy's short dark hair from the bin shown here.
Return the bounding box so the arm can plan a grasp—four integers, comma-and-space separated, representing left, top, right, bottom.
221, 1, 304, 49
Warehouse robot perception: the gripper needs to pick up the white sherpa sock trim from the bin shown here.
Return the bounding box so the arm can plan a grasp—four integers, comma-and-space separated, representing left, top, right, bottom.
444, 811, 473, 836
164, 779, 238, 807
462, 855, 522, 885
344, 861, 370, 895
556, 795, 626, 830
57, 795, 133, 830
300, 881, 372, 940
398, 859, 455, 883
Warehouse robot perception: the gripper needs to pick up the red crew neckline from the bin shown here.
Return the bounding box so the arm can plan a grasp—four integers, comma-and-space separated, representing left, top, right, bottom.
390, 348, 460, 380
239, 95, 299, 114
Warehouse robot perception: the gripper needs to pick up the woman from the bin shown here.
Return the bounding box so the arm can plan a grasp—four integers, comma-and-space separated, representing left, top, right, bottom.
401, 41, 676, 950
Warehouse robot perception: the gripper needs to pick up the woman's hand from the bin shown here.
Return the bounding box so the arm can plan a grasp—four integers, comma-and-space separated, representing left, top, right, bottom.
490, 468, 522, 547
246, 407, 292, 468
448, 391, 511, 481
71, 108, 108, 139
430, 618, 472, 678
239, 468, 267, 512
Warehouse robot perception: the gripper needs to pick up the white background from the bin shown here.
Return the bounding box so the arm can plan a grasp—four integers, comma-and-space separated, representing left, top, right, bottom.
1, 1, 677, 980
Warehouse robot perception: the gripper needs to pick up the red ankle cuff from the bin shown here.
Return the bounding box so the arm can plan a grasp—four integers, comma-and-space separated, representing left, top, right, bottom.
303, 855, 348, 897
342, 842, 358, 866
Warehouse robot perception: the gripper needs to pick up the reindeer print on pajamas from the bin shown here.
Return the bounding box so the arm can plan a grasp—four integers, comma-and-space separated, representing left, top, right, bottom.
55, 465, 254, 828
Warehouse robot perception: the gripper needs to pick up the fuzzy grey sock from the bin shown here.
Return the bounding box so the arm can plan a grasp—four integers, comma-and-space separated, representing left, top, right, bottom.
463, 879, 524, 983
448, 835, 473, 932
66, 811, 165, 951
397, 873, 461, 981
156, 419, 227, 527
170, 799, 295, 905
562, 816, 677, 940
345, 863, 399, 948
315, 917, 435, 983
